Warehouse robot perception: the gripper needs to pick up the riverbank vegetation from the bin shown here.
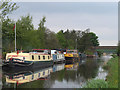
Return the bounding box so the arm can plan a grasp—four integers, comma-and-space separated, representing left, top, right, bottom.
103, 56, 118, 88
83, 79, 108, 88
83, 55, 118, 88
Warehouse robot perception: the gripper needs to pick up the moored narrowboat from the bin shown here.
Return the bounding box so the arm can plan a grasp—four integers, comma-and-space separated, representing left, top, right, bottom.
3, 49, 53, 68
64, 49, 80, 64
51, 49, 65, 63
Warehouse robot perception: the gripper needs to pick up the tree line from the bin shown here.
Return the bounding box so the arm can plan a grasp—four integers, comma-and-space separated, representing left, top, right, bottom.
2, 15, 100, 52
1, 2, 100, 53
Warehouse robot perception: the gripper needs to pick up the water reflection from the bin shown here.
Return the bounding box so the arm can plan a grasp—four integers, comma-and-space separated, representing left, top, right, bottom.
2, 66, 52, 88
77, 59, 99, 79
2, 57, 108, 88
49, 59, 100, 88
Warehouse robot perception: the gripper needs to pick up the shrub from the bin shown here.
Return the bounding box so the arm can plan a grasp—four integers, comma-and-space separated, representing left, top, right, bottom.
111, 54, 117, 58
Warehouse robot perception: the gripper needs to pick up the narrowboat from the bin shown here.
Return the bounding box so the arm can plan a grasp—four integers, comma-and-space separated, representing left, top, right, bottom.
3, 49, 53, 68
51, 49, 65, 63
64, 49, 80, 64
4, 66, 52, 85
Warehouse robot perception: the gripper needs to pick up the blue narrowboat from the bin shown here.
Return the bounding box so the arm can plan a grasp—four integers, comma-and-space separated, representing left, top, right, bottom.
51, 50, 65, 63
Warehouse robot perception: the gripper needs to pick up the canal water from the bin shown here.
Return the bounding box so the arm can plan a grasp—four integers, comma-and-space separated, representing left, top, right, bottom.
1, 56, 112, 88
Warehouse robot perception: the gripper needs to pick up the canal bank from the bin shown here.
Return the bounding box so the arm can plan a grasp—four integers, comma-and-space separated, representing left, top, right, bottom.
103, 55, 118, 88
83, 55, 118, 88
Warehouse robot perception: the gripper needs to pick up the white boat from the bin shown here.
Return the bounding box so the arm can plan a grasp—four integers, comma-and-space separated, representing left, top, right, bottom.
3, 49, 53, 68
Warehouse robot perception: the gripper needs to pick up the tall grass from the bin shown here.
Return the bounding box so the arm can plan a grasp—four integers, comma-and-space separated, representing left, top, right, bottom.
103, 56, 118, 88
83, 79, 108, 88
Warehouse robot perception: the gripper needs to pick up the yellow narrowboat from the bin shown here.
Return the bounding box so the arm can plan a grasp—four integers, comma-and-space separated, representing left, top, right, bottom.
64, 49, 80, 64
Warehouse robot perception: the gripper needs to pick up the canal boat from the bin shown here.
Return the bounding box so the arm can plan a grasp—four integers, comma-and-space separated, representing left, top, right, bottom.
64, 49, 80, 64
3, 49, 53, 68
51, 49, 65, 63
4, 66, 52, 85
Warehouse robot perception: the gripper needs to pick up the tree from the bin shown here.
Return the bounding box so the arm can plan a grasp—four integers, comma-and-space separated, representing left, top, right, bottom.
56, 30, 67, 48
1, 1, 19, 52
77, 30, 99, 52
2, 17, 15, 52
16, 15, 34, 50
0, 2, 19, 20
117, 41, 120, 56
88, 32, 99, 46
37, 16, 46, 48
45, 29, 60, 49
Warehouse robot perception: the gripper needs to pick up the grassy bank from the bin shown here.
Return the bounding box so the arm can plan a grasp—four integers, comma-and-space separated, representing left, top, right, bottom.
103, 56, 118, 88
83, 79, 108, 88
83, 56, 118, 88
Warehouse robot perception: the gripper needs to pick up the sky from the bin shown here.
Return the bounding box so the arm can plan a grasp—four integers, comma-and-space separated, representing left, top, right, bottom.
8, 2, 118, 46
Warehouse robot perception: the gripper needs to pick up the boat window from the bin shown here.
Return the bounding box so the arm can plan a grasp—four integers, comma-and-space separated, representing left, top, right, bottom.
48, 70, 49, 74
67, 50, 77, 54
32, 55, 34, 60
32, 75, 34, 80
48, 56, 50, 59
38, 73, 40, 77
23, 57, 25, 60
43, 56, 45, 59
38, 56, 40, 60
43, 71, 45, 75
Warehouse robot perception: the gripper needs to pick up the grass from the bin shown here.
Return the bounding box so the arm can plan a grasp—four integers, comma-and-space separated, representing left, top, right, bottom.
103, 56, 118, 88
83, 55, 118, 88
83, 79, 108, 88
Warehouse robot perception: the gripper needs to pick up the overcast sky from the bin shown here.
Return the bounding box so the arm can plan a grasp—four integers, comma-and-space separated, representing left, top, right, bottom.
8, 2, 118, 46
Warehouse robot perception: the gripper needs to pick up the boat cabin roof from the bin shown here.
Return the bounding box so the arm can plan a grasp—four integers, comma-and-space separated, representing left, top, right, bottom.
32, 49, 50, 50
32, 49, 50, 54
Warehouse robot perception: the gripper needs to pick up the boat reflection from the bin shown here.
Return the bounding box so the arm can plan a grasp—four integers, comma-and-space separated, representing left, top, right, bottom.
65, 59, 80, 70
65, 63, 79, 70
4, 66, 53, 85
53, 63, 65, 72
3, 59, 89, 88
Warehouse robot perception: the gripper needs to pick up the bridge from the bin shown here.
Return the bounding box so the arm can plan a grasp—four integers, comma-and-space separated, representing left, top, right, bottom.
95, 46, 117, 54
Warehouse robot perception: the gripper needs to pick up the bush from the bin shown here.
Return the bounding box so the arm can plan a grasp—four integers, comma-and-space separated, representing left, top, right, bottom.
85, 50, 94, 55
83, 79, 108, 88
97, 51, 103, 57
2, 52, 7, 59
103, 65, 109, 70
111, 54, 117, 58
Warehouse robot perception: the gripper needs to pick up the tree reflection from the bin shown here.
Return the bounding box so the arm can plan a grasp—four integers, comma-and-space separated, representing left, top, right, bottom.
77, 59, 99, 80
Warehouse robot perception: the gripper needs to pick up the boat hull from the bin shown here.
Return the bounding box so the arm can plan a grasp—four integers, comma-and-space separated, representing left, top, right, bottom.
3, 60, 53, 69
65, 57, 80, 64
